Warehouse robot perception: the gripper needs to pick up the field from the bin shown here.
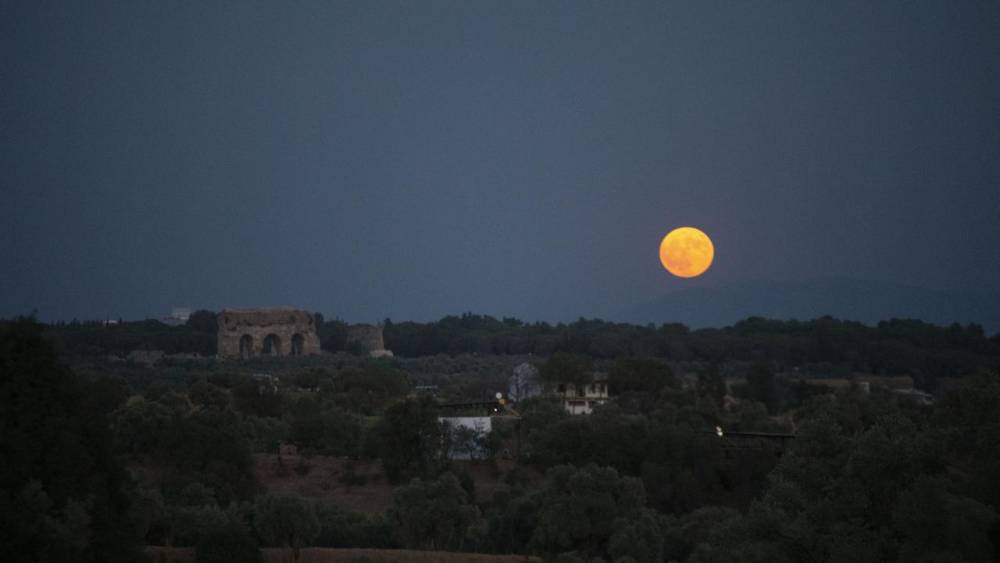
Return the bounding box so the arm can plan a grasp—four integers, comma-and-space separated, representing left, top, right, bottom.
254, 453, 535, 515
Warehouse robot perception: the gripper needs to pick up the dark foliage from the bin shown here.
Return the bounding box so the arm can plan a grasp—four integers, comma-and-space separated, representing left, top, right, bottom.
47, 319, 216, 357
5, 313, 1000, 561
385, 314, 999, 388
194, 519, 261, 563
0, 319, 145, 562
370, 396, 447, 483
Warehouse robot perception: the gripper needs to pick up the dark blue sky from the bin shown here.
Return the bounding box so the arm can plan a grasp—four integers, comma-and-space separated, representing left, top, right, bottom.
2, 1, 999, 324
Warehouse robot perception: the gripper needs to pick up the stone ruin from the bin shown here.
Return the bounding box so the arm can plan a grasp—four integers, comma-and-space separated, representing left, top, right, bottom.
346, 323, 391, 357
217, 307, 321, 359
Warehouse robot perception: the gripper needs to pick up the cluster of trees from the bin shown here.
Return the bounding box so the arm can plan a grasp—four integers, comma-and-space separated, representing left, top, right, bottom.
44, 311, 218, 358
0, 319, 144, 562
133, 488, 394, 562
382, 464, 666, 560
4, 317, 1000, 562
662, 374, 1000, 562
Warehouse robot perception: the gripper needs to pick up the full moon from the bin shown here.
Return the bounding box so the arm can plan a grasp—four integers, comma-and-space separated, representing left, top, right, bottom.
659, 227, 714, 278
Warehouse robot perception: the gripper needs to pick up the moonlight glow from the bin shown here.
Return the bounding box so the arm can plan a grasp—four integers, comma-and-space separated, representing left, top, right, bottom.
659, 227, 714, 278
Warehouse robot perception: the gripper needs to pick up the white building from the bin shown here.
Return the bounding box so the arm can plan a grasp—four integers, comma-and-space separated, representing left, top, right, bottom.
161, 307, 192, 326
550, 373, 609, 415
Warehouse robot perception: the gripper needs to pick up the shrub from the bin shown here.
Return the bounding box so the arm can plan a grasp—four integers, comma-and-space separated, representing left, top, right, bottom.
195, 520, 261, 563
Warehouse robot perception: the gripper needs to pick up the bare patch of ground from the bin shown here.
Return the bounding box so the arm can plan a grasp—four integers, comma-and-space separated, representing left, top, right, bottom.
254, 454, 394, 515
253, 454, 541, 515
147, 547, 540, 563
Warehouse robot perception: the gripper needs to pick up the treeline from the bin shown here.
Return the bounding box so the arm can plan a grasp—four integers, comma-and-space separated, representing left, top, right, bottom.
33, 312, 1000, 387
42, 311, 218, 358
33, 311, 1000, 376
384, 314, 999, 385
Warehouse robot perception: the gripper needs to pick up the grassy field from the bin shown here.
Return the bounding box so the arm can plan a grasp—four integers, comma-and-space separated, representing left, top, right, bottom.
147, 547, 541, 562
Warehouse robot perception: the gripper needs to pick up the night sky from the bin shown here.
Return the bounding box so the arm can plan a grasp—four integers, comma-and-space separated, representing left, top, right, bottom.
3, 1, 999, 326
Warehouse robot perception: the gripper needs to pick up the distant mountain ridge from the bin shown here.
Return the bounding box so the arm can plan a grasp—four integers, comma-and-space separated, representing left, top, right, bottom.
617, 278, 1000, 334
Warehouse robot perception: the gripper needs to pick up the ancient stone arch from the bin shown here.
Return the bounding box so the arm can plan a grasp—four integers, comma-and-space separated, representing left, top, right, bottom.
262, 333, 281, 356
239, 334, 253, 359
217, 308, 320, 359
291, 333, 305, 356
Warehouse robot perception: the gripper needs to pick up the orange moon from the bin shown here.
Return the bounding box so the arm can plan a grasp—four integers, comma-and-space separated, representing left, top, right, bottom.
659, 227, 714, 278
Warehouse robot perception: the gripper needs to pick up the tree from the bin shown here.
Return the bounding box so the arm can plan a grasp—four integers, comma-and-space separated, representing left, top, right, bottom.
186, 310, 218, 334
609, 358, 675, 395
517, 397, 570, 463
253, 494, 319, 560
166, 504, 229, 546
0, 318, 144, 562
696, 366, 727, 407
526, 405, 650, 474
329, 362, 409, 415
288, 397, 361, 456
478, 485, 540, 554
114, 397, 174, 456
660, 506, 743, 562
386, 472, 480, 551
608, 511, 665, 563
313, 502, 393, 548
292, 369, 325, 390
744, 362, 779, 413
530, 464, 657, 560
114, 397, 256, 505
892, 475, 996, 563
195, 518, 262, 563
539, 352, 593, 387
189, 381, 229, 410
932, 372, 1000, 511
371, 396, 446, 482
85, 374, 131, 414
232, 376, 283, 418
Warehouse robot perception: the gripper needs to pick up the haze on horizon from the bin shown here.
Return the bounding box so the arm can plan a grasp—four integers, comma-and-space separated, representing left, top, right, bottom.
2, 1, 999, 326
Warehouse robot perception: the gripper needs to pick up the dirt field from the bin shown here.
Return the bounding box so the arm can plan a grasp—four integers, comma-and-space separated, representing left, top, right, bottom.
147, 547, 540, 563
254, 454, 536, 515
255, 454, 395, 515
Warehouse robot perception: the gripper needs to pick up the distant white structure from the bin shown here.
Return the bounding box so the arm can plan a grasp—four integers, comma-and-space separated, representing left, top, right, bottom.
508, 362, 543, 402
162, 307, 192, 326
439, 416, 492, 460
550, 373, 609, 415
891, 388, 935, 406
